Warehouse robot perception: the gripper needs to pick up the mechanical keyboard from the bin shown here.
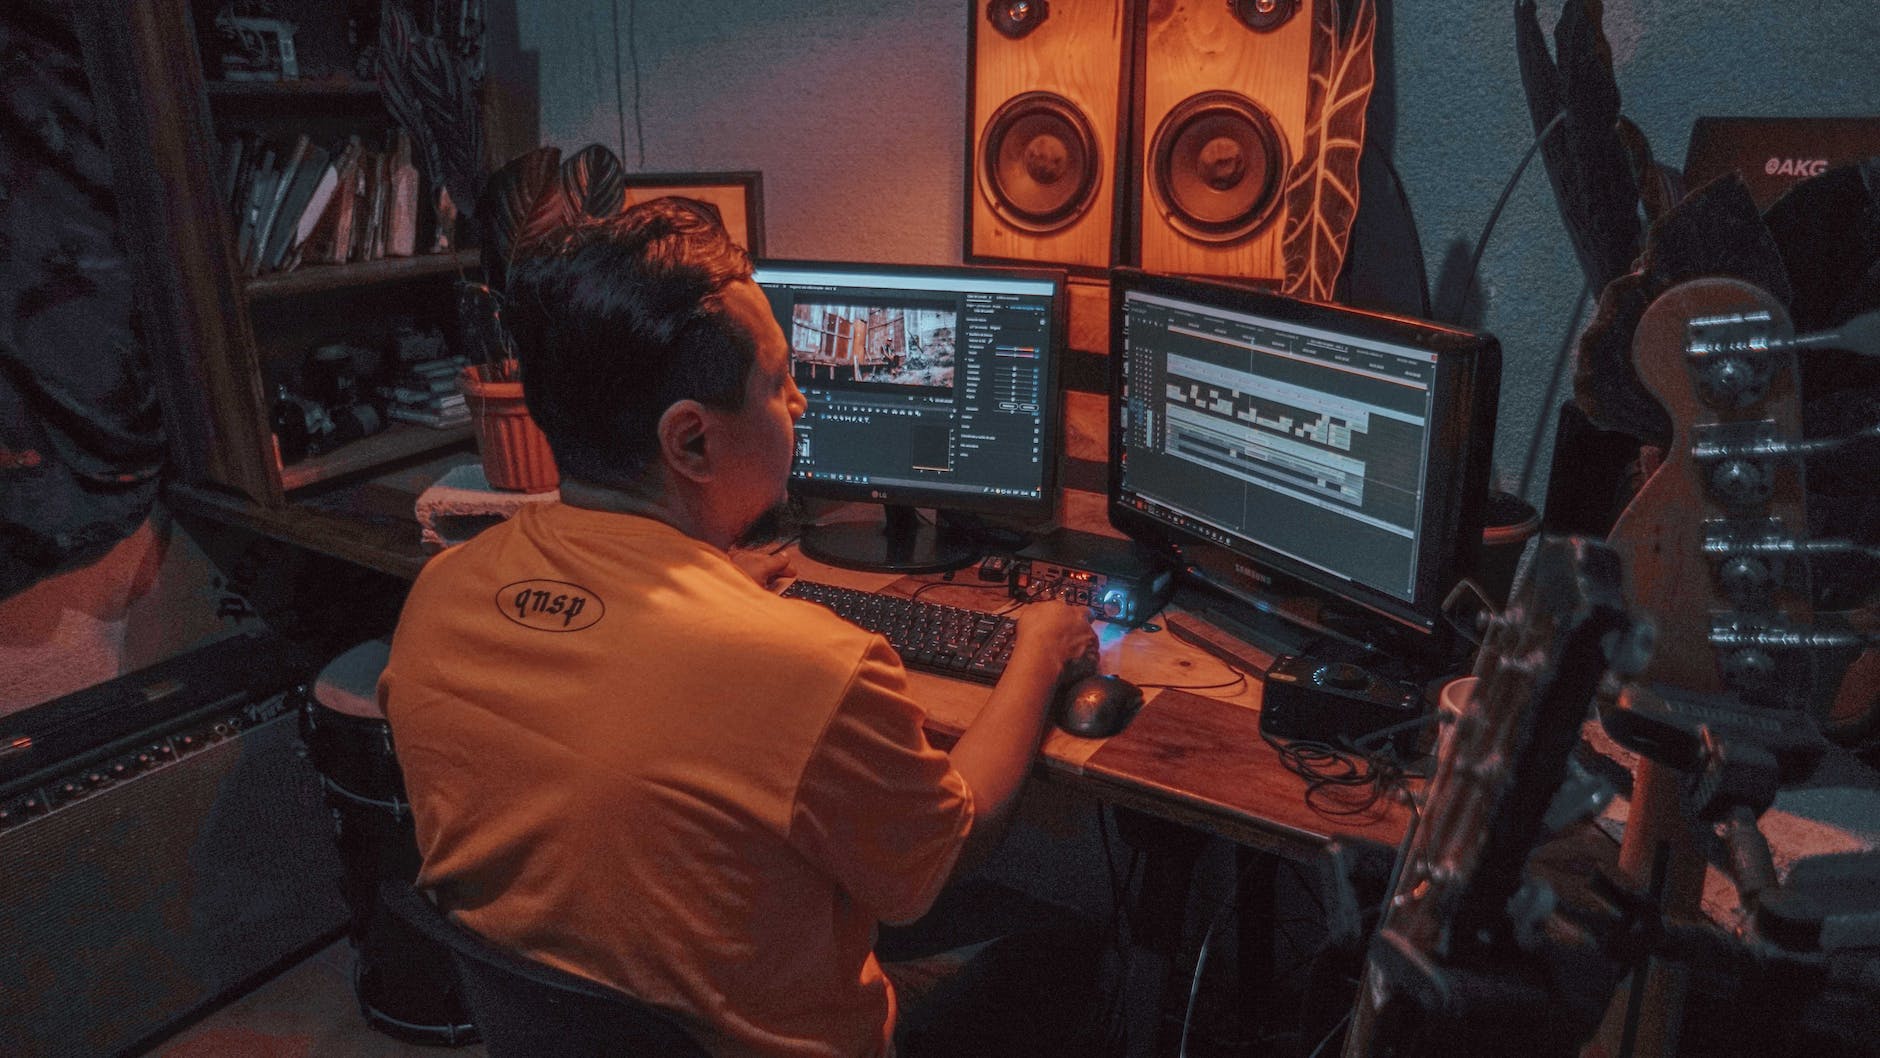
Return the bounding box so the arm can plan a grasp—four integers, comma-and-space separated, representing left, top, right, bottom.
781, 579, 1017, 684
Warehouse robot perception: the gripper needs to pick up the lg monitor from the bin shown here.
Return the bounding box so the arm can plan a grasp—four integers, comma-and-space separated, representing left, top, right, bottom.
1107, 268, 1500, 665
753, 260, 1066, 572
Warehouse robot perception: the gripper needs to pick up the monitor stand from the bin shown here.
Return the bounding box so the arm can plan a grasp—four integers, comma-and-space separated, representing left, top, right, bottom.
1176, 574, 1448, 684
799, 504, 979, 575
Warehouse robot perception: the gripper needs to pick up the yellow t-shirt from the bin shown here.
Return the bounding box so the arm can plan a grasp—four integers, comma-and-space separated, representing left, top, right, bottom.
380, 503, 974, 1057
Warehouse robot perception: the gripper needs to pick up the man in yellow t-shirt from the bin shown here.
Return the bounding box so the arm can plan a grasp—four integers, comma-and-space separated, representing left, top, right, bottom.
380, 199, 1098, 1056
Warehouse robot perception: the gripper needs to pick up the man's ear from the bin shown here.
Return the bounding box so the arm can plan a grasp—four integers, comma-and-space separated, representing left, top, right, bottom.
655, 400, 714, 483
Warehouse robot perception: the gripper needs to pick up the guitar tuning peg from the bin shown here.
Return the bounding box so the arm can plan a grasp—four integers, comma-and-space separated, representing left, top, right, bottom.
1440, 577, 1498, 648
1603, 616, 1656, 679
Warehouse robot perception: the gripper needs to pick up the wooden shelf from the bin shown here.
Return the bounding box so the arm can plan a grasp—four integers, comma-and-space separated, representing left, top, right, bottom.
205, 78, 380, 99
167, 450, 480, 581
167, 480, 433, 581
281, 421, 474, 492
245, 250, 480, 301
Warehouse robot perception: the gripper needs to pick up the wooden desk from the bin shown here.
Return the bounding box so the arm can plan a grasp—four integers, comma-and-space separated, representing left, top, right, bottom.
785, 545, 1415, 860
174, 464, 1416, 859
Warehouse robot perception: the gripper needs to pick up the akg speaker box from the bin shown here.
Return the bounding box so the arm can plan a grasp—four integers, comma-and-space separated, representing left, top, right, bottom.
0, 632, 345, 1058
1134, 0, 1317, 283
968, 0, 1134, 273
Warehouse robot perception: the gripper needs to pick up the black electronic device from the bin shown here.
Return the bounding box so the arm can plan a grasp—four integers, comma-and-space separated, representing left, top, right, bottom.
1684, 115, 1880, 211
755, 259, 1067, 573
1257, 653, 1421, 753
1057, 673, 1145, 739
1009, 527, 1176, 625
1106, 268, 1500, 670
0, 632, 345, 1058
781, 579, 1018, 683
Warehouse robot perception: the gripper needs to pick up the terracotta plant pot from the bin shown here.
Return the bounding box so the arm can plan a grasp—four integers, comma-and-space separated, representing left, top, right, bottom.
459, 364, 558, 493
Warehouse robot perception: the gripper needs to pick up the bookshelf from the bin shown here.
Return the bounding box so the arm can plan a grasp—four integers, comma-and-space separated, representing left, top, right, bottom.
77, 0, 485, 552
205, 78, 383, 100
245, 249, 480, 301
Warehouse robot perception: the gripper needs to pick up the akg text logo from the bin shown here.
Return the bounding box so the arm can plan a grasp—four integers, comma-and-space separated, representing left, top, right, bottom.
1765, 157, 1829, 178
497, 579, 604, 632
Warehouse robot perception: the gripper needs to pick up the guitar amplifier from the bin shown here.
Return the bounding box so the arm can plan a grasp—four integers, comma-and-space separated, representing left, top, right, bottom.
0, 632, 348, 1058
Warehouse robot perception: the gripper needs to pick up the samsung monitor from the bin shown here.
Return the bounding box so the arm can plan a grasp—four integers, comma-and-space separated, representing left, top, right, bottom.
753, 260, 1066, 572
1108, 268, 1500, 664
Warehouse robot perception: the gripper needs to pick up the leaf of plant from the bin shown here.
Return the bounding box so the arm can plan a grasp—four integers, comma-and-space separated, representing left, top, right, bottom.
1514, 0, 1563, 141
376, 4, 485, 223
1615, 117, 1681, 225
1281, 0, 1377, 303
1574, 174, 1788, 444
1520, 0, 1643, 292
476, 146, 561, 290
562, 143, 627, 218
512, 178, 581, 263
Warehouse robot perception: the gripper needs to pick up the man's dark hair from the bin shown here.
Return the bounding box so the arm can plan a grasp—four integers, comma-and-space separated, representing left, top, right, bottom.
502, 197, 756, 489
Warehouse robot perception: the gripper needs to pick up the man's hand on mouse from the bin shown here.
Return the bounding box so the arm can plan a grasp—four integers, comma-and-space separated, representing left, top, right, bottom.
1014, 600, 1099, 687
729, 548, 796, 591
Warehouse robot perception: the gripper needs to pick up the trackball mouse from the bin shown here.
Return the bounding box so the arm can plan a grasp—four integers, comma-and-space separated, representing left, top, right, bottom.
1056, 674, 1145, 739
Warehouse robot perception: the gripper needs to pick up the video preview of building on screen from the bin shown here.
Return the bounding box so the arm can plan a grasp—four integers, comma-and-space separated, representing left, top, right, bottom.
790, 302, 956, 388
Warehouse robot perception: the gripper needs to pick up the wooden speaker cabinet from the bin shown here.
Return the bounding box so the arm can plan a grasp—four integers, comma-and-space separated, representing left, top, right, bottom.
967, 0, 1135, 272
1133, 0, 1316, 282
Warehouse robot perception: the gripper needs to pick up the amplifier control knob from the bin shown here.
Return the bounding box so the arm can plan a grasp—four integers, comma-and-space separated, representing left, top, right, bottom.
110, 762, 131, 779
22, 796, 47, 814
85, 772, 107, 787
59, 781, 82, 799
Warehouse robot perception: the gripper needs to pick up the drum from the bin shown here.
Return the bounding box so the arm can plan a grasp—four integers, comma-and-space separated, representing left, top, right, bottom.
298, 638, 477, 1046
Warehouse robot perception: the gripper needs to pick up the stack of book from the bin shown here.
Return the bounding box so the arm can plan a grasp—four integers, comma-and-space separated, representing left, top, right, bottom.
382, 355, 472, 429
218, 127, 428, 277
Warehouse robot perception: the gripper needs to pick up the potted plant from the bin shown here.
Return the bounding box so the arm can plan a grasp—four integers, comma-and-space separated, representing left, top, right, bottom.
457, 282, 556, 493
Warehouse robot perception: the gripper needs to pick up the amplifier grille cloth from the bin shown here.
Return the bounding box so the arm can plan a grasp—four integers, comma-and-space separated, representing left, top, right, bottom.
0, 705, 347, 1058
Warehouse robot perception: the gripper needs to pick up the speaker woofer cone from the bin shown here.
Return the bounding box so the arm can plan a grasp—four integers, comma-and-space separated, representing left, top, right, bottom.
1149, 91, 1288, 244
979, 91, 1101, 233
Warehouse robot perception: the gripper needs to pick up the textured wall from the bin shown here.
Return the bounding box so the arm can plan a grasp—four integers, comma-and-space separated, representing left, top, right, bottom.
518, 0, 1880, 502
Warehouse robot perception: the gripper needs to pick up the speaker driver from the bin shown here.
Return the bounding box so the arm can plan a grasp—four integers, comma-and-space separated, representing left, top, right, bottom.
979, 91, 1101, 233
1148, 90, 1288, 244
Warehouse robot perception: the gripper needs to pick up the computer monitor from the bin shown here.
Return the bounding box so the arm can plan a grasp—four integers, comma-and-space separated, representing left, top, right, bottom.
753, 260, 1066, 572
1107, 268, 1500, 665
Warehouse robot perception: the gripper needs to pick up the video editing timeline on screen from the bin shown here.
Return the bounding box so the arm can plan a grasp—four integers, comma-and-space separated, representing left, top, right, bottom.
754, 266, 1054, 500
1120, 290, 1439, 601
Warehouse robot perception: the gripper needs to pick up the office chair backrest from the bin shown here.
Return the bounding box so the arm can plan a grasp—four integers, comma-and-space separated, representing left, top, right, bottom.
378, 881, 709, 1058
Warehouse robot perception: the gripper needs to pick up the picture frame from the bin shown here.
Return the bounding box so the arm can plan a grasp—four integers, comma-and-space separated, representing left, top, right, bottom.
214, 13, 300, 82
617, 172, 767, 258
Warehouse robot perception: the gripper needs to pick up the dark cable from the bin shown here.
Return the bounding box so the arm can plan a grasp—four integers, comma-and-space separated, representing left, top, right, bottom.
1517, 277, 1593, 498
1095, 807, 1141, 1053
1374, 147, 1433, 319
609, 0, 627, 163
1262, 729, 1418, 817
1305, 1009, 1352, 1058
626, 0, 646, 166
1445, 109, 1568, 324
1135, 669, 1250, 696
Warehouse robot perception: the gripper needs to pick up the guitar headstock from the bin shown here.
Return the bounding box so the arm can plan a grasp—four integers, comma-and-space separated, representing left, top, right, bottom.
1390, 535, 1633, 960
1612, 277, 1812, 710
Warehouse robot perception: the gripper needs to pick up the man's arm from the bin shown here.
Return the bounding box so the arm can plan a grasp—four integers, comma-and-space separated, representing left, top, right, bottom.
946, 602, 1097, 877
